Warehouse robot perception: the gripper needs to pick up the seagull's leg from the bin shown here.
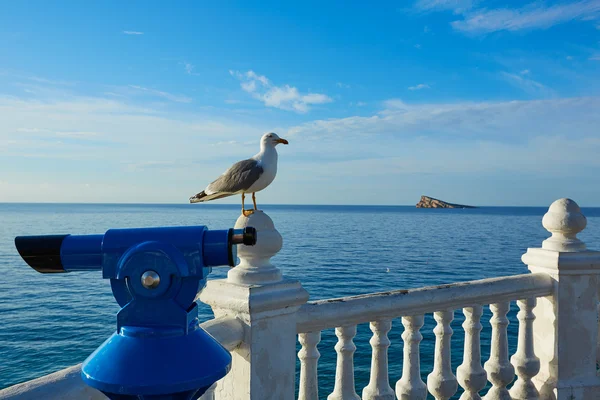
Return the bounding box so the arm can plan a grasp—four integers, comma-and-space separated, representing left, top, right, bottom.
242, 193, 254, 217
252, 192, 258, 210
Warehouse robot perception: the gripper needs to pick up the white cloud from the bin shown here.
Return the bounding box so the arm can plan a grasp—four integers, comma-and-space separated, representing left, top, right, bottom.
0, 95, 260, 158
230, 70, 332, 113
414, 0, 474, 13
288, 97, 600, 143
55, 131, 99, 138
520, 69, 530, 75
17, 127, 47, 133
281, 96, 600, 205
408, 83, 431, 91
28, 76, 74, 86
128, 85, 192, 103
336, 82, 351, 88
123, 31, 144, 35
499, 72, 554, 97
3, 75, 600, 205
590, 56, 600, 60
0, 90, 279, 203
414, 44, 422, 49
566, 56, 574, 60
452, 0, 600, 34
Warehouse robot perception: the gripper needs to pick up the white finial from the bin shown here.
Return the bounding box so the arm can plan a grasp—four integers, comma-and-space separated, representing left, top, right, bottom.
541, 198, 587, 252
227, 210, 283, 285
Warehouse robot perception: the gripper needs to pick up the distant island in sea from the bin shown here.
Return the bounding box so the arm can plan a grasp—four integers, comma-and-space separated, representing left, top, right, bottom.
416, 195, 477, 209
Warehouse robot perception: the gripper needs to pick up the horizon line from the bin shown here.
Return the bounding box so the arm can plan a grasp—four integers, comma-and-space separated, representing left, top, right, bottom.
1, 201, 598, 208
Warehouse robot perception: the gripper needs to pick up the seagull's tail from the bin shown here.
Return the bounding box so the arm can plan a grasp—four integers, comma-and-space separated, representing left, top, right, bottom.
189, 191, 208, 203
189, 191, 233, 203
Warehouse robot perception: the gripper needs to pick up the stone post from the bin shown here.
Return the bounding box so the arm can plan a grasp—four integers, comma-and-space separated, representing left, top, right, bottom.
199, 211, 309, 400
522, 198, 600, 400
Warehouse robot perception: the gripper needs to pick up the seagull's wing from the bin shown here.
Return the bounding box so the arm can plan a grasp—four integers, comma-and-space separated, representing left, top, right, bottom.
189, 159, 263, 203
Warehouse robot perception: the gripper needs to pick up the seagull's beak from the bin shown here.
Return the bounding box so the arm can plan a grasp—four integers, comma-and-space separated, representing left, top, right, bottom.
276, 138, 289, 145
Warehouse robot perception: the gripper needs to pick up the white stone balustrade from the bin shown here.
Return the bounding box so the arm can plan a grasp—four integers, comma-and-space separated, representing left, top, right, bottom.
522, 198, 600, 399
457, 306, 487, 400
362, 319, 395, 400
396, 315, 428, 400
484, 302, 515, 400
298, 332, 321, 400
328, 325, 361, 400
4, 198, 600, 400
427, 310, 458, 400
509, 298, 540, 400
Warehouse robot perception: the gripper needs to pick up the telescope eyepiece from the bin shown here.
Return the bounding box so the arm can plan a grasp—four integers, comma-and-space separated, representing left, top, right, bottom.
14, 235, 68, 273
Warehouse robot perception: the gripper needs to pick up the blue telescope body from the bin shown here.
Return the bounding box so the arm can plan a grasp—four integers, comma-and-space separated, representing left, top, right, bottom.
15, 225, 257, 400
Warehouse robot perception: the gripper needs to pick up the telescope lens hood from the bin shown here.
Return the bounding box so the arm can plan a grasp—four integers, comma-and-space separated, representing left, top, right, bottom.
14, 235, 68, 273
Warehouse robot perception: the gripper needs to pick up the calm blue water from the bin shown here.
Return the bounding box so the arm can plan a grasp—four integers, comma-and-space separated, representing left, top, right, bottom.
1, 203, 600, 397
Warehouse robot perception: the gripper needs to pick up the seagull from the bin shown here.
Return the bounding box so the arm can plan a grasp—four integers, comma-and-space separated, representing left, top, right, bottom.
189, 132, 289, 216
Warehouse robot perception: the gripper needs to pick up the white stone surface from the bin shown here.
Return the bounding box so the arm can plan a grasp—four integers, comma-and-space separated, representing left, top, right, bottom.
427, 310, 458, 400
200, 211, 309, 400
510, 298, 540, 400
396, 315, 427, 400
362, 319, 395, 400
483, 302, 515, 400
522, 198, 600, 400
298, 331, 321, 400
541, 198, 587, 252
296, 273, 553, 332
328, 325, 360, 400
457, 306, 487, 400
227, 211, 283, 285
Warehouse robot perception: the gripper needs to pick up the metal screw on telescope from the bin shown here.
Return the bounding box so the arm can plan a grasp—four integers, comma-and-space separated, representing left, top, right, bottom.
141, 270, 161, 289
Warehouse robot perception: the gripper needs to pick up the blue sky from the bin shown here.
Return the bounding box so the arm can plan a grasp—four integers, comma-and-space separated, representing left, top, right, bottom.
1, 0, 599, 206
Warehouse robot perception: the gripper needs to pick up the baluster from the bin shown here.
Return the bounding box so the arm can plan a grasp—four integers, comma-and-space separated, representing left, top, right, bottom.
328, 325, 360, 400
509, 298, 540, 400
483, 302, 515, 400
427, 310, 458, 400
457, 306, 487, 400
363, 319, 395, 400
299, 331, 321, 400
395, 315, 427, 400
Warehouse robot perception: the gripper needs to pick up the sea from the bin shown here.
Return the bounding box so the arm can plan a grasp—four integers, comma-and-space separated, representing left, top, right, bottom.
1, 203, 600, 397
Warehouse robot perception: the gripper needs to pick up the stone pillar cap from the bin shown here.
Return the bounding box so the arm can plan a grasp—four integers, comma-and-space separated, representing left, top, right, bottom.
227, 211, 283, 285
542, 198, 587, 252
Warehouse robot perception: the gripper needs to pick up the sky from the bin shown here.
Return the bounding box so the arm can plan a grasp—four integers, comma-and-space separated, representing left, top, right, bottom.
0, 0, 599, 206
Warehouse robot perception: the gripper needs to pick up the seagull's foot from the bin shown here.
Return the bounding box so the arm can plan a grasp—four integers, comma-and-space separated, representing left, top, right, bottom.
242, 209, 255, 217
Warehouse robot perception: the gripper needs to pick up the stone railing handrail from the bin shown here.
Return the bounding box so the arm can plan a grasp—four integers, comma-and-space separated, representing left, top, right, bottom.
0, 316, 244, 400
295, 273, 554, 333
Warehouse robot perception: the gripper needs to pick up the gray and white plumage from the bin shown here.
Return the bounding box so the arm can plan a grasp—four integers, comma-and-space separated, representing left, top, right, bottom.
189, 132, 288, 204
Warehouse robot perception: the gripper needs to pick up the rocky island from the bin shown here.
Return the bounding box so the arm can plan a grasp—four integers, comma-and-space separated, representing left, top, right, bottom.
416, 195, 476, 209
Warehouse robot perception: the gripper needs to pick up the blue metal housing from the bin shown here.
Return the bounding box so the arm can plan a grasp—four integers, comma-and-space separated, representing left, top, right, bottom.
16, 225, 236, 400
79, 226, 232, 399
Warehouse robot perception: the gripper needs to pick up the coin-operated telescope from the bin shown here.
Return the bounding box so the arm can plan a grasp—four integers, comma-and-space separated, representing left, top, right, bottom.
15, 225, 257, 400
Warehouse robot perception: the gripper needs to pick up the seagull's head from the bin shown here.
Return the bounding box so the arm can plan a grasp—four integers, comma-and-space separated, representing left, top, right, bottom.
261, 132, 288, 149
